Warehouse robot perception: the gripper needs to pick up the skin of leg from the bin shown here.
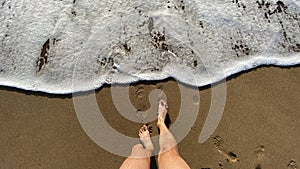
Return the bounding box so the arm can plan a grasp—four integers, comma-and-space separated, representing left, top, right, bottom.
157, 100, 190, 169
120, 125, 153, 169
119, 144, 151, 169
157, 122, 191, 169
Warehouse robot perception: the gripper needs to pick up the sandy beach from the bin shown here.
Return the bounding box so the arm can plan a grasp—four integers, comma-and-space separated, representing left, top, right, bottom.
0, 66, 299, 169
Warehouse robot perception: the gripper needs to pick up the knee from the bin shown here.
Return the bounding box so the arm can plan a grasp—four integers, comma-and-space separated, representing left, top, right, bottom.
130, 144, 149, 158
132, 144, 144, 152
160, 143, 177, 153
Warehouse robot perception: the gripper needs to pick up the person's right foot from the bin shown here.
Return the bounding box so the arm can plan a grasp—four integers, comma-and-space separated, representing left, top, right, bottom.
157, 99, 168, 128
139, 125, 154, 153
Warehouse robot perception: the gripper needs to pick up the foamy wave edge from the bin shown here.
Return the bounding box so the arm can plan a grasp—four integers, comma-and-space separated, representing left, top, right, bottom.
0, 54, 299, 94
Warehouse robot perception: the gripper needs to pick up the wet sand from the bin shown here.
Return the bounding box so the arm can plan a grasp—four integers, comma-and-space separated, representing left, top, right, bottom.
0, 66, 299, 169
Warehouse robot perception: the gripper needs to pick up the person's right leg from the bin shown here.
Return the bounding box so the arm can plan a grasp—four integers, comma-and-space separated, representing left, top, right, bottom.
119, 125, 153, 169
157, 100, 191, 169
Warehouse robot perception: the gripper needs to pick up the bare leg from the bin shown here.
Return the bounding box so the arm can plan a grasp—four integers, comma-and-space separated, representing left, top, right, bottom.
157, 100, 191, 169
120, 125, 154, 169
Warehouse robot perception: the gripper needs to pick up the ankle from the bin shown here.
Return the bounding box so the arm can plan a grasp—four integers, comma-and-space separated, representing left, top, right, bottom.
157, 123, 168, 134
157, 117, 164, 128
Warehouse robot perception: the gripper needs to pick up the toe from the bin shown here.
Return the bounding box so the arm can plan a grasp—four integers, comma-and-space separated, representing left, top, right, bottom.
139, 125, 149, 135
159, 99, 168, 109
159, 99, 165, 106
139, 127, 145, 134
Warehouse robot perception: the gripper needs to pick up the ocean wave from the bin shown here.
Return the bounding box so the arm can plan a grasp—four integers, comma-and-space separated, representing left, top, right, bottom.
0, 0, 299, 94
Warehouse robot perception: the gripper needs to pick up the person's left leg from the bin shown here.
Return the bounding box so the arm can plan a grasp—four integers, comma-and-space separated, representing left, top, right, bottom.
120, 125, 153, 169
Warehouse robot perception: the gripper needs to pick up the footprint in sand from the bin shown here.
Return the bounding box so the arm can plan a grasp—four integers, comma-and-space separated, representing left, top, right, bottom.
156, 84, 164, 90
213, 136, 239, 163
218, 162, 224, 169
254, 145, 265, 160
193, 94, 200, 105
254, 145, 265, 169
135, 86, 148, 111
287, 160, 297, 169
255, 164, 262, 169
136, 109, 148, 121
135, 86, 145, 100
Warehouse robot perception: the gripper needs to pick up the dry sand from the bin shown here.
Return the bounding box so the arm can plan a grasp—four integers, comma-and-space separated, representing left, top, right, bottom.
0, 66, 299, 169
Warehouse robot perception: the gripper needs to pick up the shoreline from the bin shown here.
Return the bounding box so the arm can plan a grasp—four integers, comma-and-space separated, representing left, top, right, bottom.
0, 65, 299, 97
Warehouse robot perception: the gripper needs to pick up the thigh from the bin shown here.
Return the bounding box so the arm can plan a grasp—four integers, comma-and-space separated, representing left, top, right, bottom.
119, 144, 150, 169
120, 158, 150, 169
158, 148, 190, 169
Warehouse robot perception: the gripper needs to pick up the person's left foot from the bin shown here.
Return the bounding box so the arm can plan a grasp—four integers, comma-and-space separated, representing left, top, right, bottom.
139, 125, 154, 153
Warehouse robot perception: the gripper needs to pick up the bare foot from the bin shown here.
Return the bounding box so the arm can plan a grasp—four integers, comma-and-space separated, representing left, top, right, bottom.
157, 99, 168, 128
139, 125, 154, 153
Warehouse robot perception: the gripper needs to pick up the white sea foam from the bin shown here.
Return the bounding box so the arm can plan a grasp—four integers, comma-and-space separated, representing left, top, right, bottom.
0, 0, 299, 94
